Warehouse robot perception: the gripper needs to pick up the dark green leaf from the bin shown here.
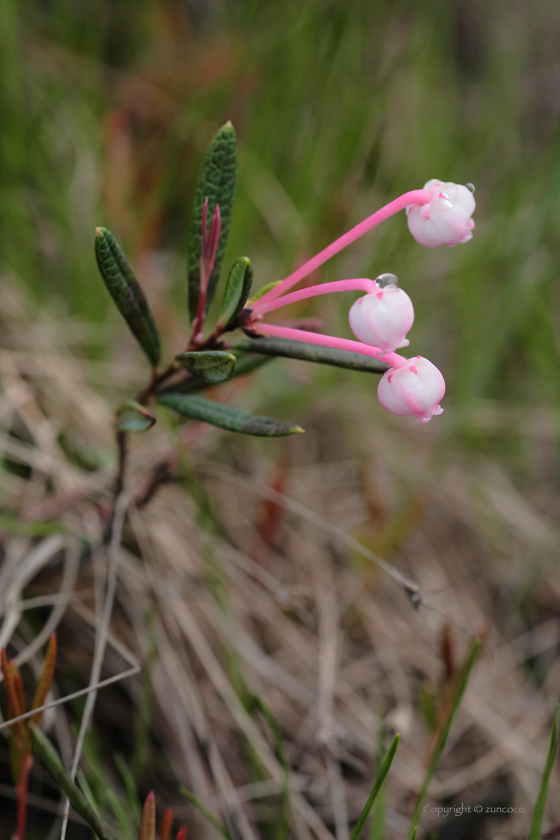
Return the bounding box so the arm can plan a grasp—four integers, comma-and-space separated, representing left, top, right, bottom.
31, 726, 118, 840
188, 122, 238, 322
349, 735, 399, 840
175, 350, 237, 383
157, 393, 303, 437
217, 257, 253, 330
528, 704, 558, 840
233, 337, 389, 373
95, 228, 161, 368
248, 281, 282, 305
116, 400, 156, 432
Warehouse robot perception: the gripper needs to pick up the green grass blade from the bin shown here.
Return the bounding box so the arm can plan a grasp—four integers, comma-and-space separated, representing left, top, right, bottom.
528, 704, 559, 840
249, 693, 291, 840
188, 122, 238, 321
406, 639, 481, 840
157, 393, 304, 437
370, 722, 387, 840
350, 733, 400, 840
31, 725, 118, 840
232, 337, 389, 374
179, 787, 235, 840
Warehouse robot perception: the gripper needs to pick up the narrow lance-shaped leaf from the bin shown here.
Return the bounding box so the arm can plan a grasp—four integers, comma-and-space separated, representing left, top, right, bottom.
31, 725, 118, 840
234, 336, 389, 374
31, 633, 57, 725
528, 704, 559, 840
157, 393, 303, 437
140, 791, 156, 840
188, 122, 238, 321
116, 400, 157, 433
175, 350, 237, 383
217, 257, 253, 330
95, 227, 161, 368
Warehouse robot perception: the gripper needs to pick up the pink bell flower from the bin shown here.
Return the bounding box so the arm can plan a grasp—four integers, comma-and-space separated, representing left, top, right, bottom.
377, 356, 445, 424
406, 179, 475, 248
349, 279, 414, 353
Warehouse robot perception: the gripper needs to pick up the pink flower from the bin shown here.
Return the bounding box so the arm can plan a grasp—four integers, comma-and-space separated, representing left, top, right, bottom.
406, 179, 475, 248
377, 356, 445, 424
349, 281, 414, 353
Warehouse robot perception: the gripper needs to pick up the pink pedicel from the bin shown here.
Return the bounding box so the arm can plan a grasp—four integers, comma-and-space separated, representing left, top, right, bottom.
406, 180, 475, 248
256, 188, 433, 305
349, 283, 414, 353
252, 278, 379, 317
377, 356, 445, 424
254, 321, 408, 369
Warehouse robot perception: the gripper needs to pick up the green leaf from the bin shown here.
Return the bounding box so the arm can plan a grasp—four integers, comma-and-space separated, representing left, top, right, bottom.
159, 350, 272, 396
528, 704, 558, 840
249, 694, 290, 840
188, 122, 238, 322
217, 257, 253, 330
180, 787, 234, 840
406, 639, 481, 840
31, 725, 118, 840
233, 337, 389, 374
248, 281, 282, 305
157, 393, 303, 437
175, 350, 237, 383
95, 228, 161, 368
116, 400, 156, 432
349, 734, 399, 840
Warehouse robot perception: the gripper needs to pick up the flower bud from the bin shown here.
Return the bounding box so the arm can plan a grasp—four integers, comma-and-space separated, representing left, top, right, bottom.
407, 179, 475, 248
349, 284, 414, 353
377, 356, 445, 423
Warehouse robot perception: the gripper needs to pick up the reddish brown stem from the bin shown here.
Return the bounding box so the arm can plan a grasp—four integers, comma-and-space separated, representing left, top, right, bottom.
15, 756, 32, 840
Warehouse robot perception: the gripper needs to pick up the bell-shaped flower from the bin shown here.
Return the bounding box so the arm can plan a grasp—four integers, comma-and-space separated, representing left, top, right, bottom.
349, 283, 414, 353
377, 356, 445, 423
406, 179, 475, 248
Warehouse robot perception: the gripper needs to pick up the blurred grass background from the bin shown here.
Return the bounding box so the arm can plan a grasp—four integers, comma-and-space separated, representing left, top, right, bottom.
3, 1, 560, 838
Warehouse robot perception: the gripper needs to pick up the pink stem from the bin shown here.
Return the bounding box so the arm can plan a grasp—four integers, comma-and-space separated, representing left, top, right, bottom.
254, 322, 408, 369
252, 278, 379, 316
257, 189, 432, 306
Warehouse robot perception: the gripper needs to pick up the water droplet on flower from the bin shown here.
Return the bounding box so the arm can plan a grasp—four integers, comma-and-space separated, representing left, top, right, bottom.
466, 183, 475, 193
375, 273, 399, 288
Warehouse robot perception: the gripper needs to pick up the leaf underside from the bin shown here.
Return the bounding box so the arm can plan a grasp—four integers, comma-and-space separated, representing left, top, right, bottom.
175, 350, 237, 383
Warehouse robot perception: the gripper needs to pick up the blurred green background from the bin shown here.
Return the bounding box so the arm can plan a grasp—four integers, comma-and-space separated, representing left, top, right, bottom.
2, 0, 560, 410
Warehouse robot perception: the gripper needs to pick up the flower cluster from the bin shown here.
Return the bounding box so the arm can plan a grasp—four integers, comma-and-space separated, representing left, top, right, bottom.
248, 180, 476, 423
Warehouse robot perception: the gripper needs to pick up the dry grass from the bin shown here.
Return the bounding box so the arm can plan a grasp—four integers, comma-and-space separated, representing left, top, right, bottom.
0, 275, 559, 840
